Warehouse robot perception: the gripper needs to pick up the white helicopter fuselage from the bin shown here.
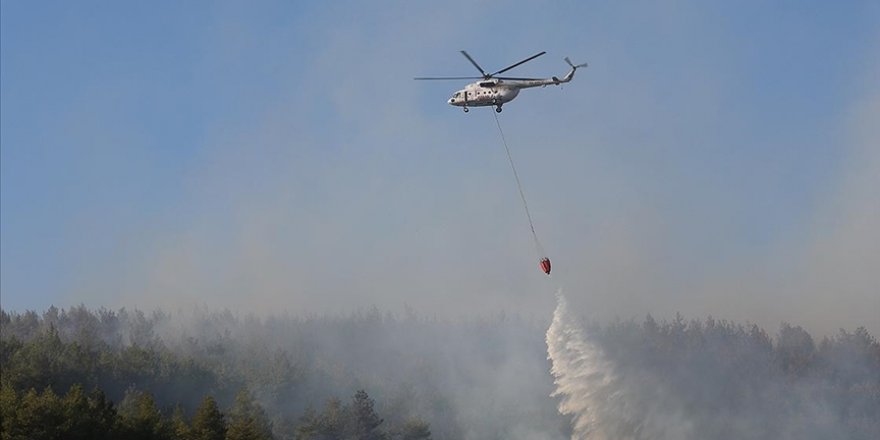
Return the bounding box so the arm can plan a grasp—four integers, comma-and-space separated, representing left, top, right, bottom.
448, 82, 519, 108
416, 51, 586, 112
447, 65, 580, 110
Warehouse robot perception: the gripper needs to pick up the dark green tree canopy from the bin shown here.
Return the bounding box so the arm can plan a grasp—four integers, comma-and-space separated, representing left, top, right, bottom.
191, 395, 226, 440
226, 389, 273, 440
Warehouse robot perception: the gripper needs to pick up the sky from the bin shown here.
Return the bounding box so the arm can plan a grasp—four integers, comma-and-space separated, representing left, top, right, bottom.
2, 1, 878, 337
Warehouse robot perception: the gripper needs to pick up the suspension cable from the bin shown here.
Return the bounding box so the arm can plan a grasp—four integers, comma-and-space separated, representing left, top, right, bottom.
493, 111, 545, 258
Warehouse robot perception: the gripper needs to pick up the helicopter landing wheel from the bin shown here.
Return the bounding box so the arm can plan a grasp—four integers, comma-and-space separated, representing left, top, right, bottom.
495, 106, 502, 113
463, 107, 469, 113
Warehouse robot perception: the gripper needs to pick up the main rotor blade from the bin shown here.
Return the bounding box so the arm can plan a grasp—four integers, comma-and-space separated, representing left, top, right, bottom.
494, 76, 544, 81
491, 51, 546, 76
413, 76, 484, 80
460, 51, 487, 77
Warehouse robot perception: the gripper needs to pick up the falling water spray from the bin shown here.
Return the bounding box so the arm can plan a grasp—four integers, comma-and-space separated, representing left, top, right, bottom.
546, 291, 627, 440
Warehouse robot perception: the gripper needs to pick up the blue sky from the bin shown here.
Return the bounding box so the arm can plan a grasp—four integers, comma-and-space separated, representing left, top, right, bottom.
2, 1, 878, 335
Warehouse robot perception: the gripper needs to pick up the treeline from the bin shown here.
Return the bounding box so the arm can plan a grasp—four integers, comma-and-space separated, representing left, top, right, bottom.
1, 305, 555, 439
592, 314, 880, 439
0, 306, 434, 440
2, 305, 878, 439
1, 319, 228, 413
0, 385, 267, 440
1, 384, 426, 440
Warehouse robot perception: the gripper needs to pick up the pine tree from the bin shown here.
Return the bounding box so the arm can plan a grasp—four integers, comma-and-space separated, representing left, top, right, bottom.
118, 388, 172, 440
321, 398, 348, 439
351, 390, 386, 440
13, 387, 64, 440
191, 396, 226, 440
170, 405, 192, 440
86, 388, 119, 438
295, 400, 345, 440
0, 384, 18, 439
226, 388, 273, 440
60, 384, 114, 440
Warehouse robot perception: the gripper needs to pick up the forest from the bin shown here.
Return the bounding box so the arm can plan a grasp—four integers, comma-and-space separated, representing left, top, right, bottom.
1, 304, 878, 439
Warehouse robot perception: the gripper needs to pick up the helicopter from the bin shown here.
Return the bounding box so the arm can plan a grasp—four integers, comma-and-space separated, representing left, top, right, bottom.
415, 51, 587, 113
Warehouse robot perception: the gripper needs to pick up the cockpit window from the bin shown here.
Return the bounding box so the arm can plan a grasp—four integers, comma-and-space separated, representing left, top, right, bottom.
453, 92, 461, 98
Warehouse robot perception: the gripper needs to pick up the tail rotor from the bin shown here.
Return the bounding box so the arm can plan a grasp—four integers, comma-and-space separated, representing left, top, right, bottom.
561, 57, 588, 82
564, 57, 588, 69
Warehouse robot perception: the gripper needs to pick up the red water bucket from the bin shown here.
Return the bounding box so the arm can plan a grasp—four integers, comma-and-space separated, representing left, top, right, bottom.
539, 257, 551, 275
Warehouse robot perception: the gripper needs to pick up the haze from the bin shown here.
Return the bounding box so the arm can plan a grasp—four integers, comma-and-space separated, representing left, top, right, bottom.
2, 1, 878, 337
